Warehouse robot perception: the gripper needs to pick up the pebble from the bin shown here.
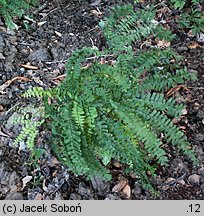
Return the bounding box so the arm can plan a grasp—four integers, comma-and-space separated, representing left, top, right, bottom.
197, 110, 204, 119
77, 183, 94, 199
28, 48, 51, 61
177, 46, 188, 52
0, 34, 5, 52
196, 133, 204, 141
69, 193, 82, 200
91, 176, 110, 196
200, 183, 204, 195
4, 192, 23, 200
188, 174, 201, 185
132, 185, 142, 197
172, 159, 187, 174
198, 167, 204, 176
105, 194, 121, 200
197, 33, 204, 43
9, 36, 18, 45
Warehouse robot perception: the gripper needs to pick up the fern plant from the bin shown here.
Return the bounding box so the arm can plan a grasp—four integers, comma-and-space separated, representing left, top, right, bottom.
15, 4, 198, 191
13, 105, 44, 149
170, 0, 204, 34
0, 0, 36, 28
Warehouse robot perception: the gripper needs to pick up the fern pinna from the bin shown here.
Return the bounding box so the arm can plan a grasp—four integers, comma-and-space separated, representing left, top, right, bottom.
21, 4, 197, 191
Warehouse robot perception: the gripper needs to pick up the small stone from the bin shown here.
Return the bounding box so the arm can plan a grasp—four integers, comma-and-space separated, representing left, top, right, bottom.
91, 0, 101, 6
177, 46, 188, 52
6, 29, 16, 35
181, 108, 188, 115
197, 32, 204, 43
69, 193, 82, 200
91, 176, 110, 196
77, 183, 94, 199
188, 174, 201, 185
20, 48, 29, 58
201, 183, 204, 195
9, 36, 17, 45
197, 110, 204, 119
105, 194, 121, 200
196, 133, 204, 141
177, 179, 185, 186
4, 112, 21, 131
54, 192, 63, 200
132, 184, 142, 197
4, 192, 23, 200
28, 48, 50, 61
198, 167, 204, 176
0, 34, 5, 52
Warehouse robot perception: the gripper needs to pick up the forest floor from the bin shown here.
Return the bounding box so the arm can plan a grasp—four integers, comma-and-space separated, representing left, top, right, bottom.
0, 0, 204, 200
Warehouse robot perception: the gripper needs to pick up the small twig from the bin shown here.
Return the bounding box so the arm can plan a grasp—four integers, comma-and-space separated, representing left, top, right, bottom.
33, 1, 49, 15
40, 8, 59, 20
86, 54, 115, 60
42, 60, 67, 64
87, 26, 98, 33
162, 173, 186, 189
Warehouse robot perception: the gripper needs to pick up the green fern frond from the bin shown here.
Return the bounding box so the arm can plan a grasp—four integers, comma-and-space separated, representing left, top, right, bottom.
13, 105, 44, 149
0, 0, 36, 28
140, 67, 197, 91
134, 92, 184, 117
15, 3, 199, 192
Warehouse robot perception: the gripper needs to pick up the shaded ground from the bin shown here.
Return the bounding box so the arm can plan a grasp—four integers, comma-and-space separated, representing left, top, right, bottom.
0, 0, 204, 200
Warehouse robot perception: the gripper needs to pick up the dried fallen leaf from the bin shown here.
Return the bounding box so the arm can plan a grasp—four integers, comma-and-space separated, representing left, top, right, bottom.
187, 30, 195, 37
22, 176, 32, 190
122, 184, 131, 198
177, 179, 185, 186
50, 156, 60, 165
113, 161, 122, 168
52, 170, 58, 177
172, 118, 181, 124
188, 42, 201, 49
52, 74, 66, 81
90, 9, 102, 17
0, 104, 4, 111
156, 39, 171, 48
43, 179, 48, 192
34, 193, 44, 200
112, 180, 128, 193
0, 76, 31, 93
167, 85, 189, 97
81, 63, 92, 70
19, 64, 38, 70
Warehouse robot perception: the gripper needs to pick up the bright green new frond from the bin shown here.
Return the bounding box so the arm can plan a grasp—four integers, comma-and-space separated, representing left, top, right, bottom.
72, 101, 85, 131
23, 86, 57, 99
12, 105, 44, 149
